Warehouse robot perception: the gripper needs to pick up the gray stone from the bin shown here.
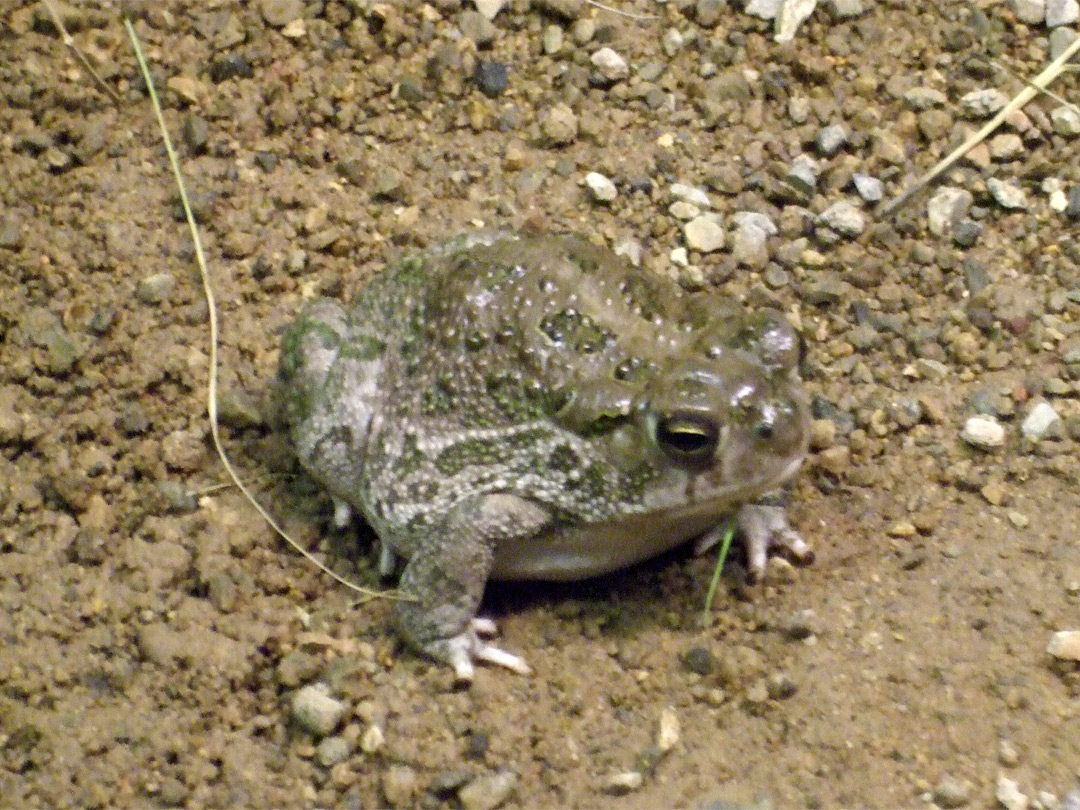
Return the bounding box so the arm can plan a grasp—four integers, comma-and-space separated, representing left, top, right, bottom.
927, 187, 974, 236
683, 215, 725, 253
730, 214, 774, 268
1020, 401, 1062, 439
1050, 105, 1080, 135
852, 173, 884, 203
959, 89, 1009, 118
785, 156, 819, 198
903, 86, 948, 111
1068, 184, 1080, 218
986, 178, 1029, 210
291, 684, 345, 737
590, 47, 629, 82
815, 123, 849, 156
961, 415, 1005, 449
817, 200, 866, 238
1047, 0, 1079, 26
585, 171, 617, 203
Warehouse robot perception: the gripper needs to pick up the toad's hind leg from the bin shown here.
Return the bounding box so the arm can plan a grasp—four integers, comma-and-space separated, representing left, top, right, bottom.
394, 493, 550, 683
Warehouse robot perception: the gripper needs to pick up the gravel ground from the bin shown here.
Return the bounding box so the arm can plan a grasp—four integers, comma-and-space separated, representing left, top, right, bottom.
2, 1, 1079, 808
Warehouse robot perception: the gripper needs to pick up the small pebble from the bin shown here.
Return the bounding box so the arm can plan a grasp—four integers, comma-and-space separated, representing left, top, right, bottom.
1020, 401, 1062, 439
670, 182, 712, 208
961, 416, 1005, 450
927, 188, 974, 236
260, 0, 302, 28
602, 771, 644, 794
1050, 105, 1080, 136
590, 47, 629, 82
852, 173, 884, 203
998, 739, 1021, 767
136, 273, 175, 305
181, 114, 209, 153
473, 60, 508, 98
986, 178, 1028, 210
815, 123, 848, 157
682, 646, 715, 675
474, 0, 506, 20
540, 103, 578, 145
817, 200, 866, 238
683, 215, 725, 252
933, 777, 971, 809
585, 171, 618, 203
291, 684, 346, 737
458, 770, 517, 810
1047, 0, 1079, 26
1046, 629, 1080, 660
996, 774, 1029, 810
382, 764, 419, 808
959, 88, 1008, 118
316, 735, 350, 767
360, 723, 384, 753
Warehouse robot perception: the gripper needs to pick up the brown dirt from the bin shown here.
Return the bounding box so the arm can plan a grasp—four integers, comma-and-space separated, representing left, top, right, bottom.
1, 1, 1079, 808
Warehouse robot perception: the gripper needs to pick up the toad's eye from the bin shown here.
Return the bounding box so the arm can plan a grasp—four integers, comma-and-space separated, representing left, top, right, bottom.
656, 412, 719, 464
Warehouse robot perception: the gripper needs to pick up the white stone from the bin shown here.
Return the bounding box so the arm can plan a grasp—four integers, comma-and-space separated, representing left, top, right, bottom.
584, 171, 617, 203
1046, 629, 1080, 660
1010, 0, 1047, 24
927, 188, 974, 236
474, 0, 507, 21
670, 182, 713, 209
669, 201, 701, 221
291, 684, 345, 737
1050, 105, 1080, 136
817, 200, 865, 237
1020, 401, 1062, 438
1047, 0, 1079, 26
683, 215, 725, 253
996, 774, 1030, 810
960, 88, 1009, 118
775, 0, 819, 42
961, 416, 1005, 450
590, 47, 629, 82
746, 0, 783, 18
986, 178, 1029, 210
1050, 188, 1069, 212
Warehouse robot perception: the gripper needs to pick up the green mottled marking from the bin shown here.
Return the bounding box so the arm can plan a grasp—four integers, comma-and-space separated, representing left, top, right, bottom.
434, 437, 499, 476
614, 356, 653, 385
539, 308, 614, 355
463, 329, 489, 351
422, 375, 455, 415
620, 275, 664, 322
577, 412, 630, 437
338, 333, 386, 361
394, 432, 424, 475
548, 443, 579, 473
621, 461, 659, 500
278, 319, 339, 382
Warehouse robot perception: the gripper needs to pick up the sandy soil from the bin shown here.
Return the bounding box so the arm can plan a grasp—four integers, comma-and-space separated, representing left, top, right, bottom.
1, 1, 1079, 808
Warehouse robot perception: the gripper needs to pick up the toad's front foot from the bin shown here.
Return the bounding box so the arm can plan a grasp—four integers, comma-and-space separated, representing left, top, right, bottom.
423, 618, 531, 684
696, 503, 812, 581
